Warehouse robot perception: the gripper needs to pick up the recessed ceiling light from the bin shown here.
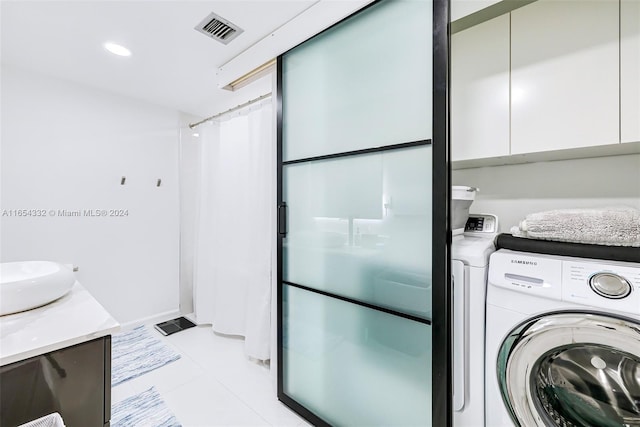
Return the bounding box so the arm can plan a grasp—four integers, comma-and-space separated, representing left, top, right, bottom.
104, 42, 131, 57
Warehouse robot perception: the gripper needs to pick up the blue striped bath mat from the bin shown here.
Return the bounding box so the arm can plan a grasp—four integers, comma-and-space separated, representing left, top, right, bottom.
112, 386, 181, 427
112, 326, 181, 387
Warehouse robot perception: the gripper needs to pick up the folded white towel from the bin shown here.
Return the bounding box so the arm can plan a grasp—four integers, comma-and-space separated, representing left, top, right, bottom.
511, 207, 640, 247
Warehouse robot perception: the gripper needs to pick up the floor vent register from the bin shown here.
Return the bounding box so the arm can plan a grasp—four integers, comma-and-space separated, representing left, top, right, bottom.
154, 317, 196, 336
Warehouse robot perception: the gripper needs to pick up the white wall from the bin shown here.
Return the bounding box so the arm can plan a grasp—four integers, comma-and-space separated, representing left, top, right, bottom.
1, 65, 180, 325
452, 154, 640, 232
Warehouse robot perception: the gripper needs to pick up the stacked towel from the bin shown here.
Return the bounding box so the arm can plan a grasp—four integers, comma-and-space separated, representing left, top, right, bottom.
510, 207, 640, 247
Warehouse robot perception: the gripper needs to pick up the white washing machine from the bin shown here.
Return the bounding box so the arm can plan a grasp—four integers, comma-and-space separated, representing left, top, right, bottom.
486, 249, 640, 426
452, 213, 498, 427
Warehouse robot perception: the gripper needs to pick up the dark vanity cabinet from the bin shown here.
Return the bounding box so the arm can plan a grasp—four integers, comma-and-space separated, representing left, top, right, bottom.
0, 336, 112, 427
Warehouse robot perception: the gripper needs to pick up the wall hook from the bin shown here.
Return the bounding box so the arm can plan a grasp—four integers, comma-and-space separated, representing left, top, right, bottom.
157, 179, 162, 187
120, 176, 126, 185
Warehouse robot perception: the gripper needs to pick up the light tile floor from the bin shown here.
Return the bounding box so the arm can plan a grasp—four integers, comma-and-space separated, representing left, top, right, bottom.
111, 325, 312, 427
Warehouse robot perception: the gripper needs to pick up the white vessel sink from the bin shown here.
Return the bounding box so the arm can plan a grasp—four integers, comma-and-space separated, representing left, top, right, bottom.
0, 261, 75, 316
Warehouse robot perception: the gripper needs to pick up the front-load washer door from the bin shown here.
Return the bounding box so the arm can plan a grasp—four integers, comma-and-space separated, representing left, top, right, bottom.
497, 312, 640, 427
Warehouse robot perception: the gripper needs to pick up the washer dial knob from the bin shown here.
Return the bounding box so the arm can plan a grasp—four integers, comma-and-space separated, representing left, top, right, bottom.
589, 273, 632, 299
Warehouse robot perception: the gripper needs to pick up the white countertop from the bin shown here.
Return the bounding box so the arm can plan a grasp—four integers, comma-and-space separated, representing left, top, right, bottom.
0, 282, 120, 366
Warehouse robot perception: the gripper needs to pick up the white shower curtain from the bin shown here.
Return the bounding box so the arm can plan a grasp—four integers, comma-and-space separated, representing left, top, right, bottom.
193, 99, 274, 360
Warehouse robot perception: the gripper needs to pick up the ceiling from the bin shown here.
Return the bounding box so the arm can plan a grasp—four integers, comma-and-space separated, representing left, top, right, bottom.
0, 0, 317, 117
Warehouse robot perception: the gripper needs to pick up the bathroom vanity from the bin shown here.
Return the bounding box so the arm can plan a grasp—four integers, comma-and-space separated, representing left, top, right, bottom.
0, 283, 119, 426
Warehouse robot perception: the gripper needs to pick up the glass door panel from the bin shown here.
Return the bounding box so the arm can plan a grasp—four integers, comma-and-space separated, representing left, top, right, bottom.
283, 145, 432, 319
282, 0, 433, 161
283, 284, 432, 426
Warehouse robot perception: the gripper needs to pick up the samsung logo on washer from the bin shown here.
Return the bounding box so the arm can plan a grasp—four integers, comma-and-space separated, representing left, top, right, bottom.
511, 259, 538, 266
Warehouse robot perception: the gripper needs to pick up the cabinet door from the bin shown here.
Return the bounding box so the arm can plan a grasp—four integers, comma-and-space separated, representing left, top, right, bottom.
0, 337, 109, 427
622, 0, 640, 143
511, 0, 619, 154
451, 14, 510, 161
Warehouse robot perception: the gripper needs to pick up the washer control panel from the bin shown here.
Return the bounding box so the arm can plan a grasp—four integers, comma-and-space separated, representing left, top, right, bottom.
465, 214, 498, 234
489, 250, 640, 315
563, 261, 640, 313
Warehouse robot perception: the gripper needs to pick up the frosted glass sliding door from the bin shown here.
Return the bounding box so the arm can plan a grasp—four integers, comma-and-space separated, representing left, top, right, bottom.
277, 0, 450, 425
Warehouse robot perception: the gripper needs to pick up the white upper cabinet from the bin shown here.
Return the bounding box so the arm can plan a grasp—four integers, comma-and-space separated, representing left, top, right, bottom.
452, 0, 502, 22
622, 0, 640, 143
510, 0, 619, 154
451, 14, 510, 161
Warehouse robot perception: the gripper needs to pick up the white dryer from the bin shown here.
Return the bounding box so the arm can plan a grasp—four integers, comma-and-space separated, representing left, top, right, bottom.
486, 249, 640, 426
451, 213, 498, 427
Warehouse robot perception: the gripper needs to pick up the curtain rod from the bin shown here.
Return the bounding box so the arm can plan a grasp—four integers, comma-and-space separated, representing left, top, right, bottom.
189, 92, 272, 129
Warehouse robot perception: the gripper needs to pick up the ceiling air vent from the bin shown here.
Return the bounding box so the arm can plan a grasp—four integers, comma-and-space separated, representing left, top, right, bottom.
195, 12, 243, 45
